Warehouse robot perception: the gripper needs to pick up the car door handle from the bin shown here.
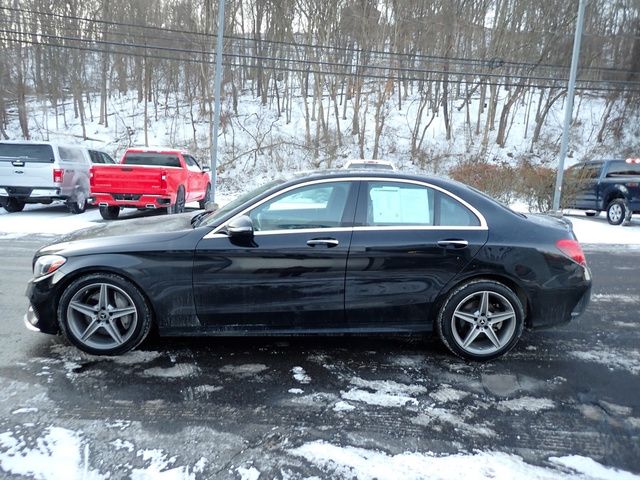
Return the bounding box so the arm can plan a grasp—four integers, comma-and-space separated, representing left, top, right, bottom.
437, 239, 469, 249
307, 238, 339, 248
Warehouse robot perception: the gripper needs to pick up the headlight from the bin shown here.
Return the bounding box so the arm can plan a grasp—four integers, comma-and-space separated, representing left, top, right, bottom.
33, 255, 67, 278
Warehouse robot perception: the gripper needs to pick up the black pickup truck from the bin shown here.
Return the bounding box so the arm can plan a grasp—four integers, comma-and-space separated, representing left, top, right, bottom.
564, 158, 640, 225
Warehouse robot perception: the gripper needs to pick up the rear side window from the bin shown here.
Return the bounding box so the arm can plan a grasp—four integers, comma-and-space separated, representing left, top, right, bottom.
606, 161, 640, 177
59, 147, 87, 163
364, 181, 480, 227
122, 153, 181, 167
0, 144, 54, 163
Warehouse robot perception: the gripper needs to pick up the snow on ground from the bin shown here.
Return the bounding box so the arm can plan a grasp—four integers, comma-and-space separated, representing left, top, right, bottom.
289, 441, 640, 480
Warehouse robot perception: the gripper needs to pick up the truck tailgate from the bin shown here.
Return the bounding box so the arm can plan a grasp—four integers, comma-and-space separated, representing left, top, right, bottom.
91, 165, 166, 193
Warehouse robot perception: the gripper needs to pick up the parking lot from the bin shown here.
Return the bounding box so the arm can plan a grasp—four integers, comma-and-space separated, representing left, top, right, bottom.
0, 207, 639, 478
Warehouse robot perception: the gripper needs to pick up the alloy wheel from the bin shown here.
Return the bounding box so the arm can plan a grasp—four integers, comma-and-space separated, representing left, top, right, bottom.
66, 282, 138, 350
450, 290, 517, 356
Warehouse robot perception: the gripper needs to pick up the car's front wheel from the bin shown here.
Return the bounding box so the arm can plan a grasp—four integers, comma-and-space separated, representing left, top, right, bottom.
436, 280, 524, 361
57, 273, 152, 355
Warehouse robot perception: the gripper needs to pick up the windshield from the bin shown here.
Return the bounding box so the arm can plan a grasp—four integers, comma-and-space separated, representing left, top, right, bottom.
196, 179, 285, 228
0, 144, 54, 163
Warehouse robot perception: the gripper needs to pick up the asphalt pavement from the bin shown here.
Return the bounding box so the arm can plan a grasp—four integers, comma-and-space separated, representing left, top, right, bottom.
0, 235, 638, 478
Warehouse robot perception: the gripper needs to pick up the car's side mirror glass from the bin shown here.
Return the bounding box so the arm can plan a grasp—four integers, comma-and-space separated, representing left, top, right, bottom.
202, 165, 211, 172
227, 215, 254, 238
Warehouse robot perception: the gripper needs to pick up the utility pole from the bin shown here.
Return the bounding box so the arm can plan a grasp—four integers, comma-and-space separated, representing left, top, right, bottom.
209, 0, 226, 204
552, 0, 587, 212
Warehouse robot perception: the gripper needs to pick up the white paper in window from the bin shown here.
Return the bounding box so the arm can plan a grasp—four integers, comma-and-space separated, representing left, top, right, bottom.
370, 185, 430, 224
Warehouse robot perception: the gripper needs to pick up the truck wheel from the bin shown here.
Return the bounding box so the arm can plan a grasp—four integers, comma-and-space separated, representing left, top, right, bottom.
1, 197, 26, 213
67, 191, 87, 214
606, 199, 628, 225
199, 184, 211, 209
168, 187, 185, 214
99, 206, 120, 220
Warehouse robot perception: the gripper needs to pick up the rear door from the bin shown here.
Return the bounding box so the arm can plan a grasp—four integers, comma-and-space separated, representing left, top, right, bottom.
345, 179, 489, 329
0, 143, 56, 189
564, 162, 602, 209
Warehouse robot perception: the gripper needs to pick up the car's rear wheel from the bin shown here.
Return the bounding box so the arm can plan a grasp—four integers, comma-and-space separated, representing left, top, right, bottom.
606, 199, 628, 225
99, 206, 120, 220
437, 280, 524, 361
57, 273, 152, 356
199, 183, 211, 209
2, 197, 26, 213
67, 191, 87, 214
168, 186, 185, 214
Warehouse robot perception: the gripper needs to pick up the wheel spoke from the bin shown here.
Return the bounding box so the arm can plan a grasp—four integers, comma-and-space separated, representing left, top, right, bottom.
484, 327, 502, 349
488, 311, 515, 324
98, 284, 109, 310
479, 291, 490, 316
103, 320, 124, 345
462, 327, 481, 348
109, 306, 136, 320
453, 310, 477, 324
69, 301, 97, 318
80, 320, 101, 341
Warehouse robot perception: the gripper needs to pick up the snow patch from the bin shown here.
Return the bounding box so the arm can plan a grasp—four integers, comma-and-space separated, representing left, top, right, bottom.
412, 408, 495, 437
497, 396, 555, 412
333, 401, 356, 412
236, 466, 261, 480
292, 366, 311, 384
288, 388, 304, 394
290, 441, 640, 480
429, 386, 469, 404
0, 426, 106, 480
590, 293, 639, 304
340, 377, 427, 408
570, 348, 640, 375
132, 448, 193, 480
219, 363, 269, 376
11, 407, 38, 414
142, 363, 200, 378
110, 439, 135, 452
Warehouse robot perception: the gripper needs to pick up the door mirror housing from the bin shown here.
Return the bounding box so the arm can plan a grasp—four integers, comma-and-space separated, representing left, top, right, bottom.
227, 215, 254, 238
202, 165, 211, 172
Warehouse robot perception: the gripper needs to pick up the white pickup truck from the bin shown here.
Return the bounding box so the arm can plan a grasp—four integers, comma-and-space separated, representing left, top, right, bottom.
0, 141, 93, 214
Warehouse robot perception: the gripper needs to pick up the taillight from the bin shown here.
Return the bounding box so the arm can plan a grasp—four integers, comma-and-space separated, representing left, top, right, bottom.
556, 239, 586, 267
89, 168, 94, 187
160, 170, 167, 190
53, 169, 64, 183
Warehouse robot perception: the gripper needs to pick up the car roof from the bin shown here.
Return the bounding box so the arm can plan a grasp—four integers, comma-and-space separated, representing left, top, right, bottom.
0, 140, 87, 149
125, 147, 189, 155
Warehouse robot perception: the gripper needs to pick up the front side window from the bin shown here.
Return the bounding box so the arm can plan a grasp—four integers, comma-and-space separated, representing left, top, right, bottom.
248, 181, 351, 231
364, 182, 480, 227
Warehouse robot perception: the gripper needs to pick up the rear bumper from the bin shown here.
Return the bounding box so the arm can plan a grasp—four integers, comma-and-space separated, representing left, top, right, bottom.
90, 192, 173, 209
0, 186, 66, 200
528, 275, 591, 330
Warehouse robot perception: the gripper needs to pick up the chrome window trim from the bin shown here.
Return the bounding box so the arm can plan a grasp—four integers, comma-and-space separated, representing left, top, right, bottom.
203, 177, 488, 239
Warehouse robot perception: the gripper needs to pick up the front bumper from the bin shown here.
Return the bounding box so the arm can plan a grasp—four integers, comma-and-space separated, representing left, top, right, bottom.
24, 276, 61, 335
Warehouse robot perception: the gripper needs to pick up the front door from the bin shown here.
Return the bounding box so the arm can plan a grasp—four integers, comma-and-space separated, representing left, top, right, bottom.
345, 180, 489, 329
193, 180, 358, 330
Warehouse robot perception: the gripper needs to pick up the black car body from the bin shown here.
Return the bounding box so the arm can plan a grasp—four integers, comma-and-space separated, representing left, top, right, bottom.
25, 171, 591, 360
564, 158, 640, 224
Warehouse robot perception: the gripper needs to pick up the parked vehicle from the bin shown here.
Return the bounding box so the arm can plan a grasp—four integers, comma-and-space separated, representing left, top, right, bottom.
564, 158, 640, 225
344, 159, 396, 171
25, 170, 591, 360
88, 149, 116, 164
0, 141, 92, 214
89, 148, 211, 220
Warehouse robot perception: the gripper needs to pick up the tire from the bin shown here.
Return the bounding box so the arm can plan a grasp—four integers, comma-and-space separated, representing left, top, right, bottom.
199, 183, 211, 209
99, 206, 120, 220
436, 280, 524, 361
585, 211, 599, 217
606, 199, 628, 225
67, 191, 87, 214
57, 273, 152, 356
1, 197, 26, 213
168, 186, 185, 214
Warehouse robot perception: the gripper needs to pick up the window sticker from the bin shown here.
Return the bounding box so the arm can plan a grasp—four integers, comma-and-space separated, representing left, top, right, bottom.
369, 185, 431, 225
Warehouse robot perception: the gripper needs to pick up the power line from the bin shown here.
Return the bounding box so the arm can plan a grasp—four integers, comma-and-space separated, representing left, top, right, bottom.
3, 27, 640, 90
5, 34, 640, 94
1, 4, 637, 76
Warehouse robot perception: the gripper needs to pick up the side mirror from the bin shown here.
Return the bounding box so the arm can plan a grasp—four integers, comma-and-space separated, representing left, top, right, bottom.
202, 165, 211, 172
227, 215, 254, 238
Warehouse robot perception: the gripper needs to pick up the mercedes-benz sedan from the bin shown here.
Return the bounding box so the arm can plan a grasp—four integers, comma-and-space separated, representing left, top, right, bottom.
25, 171, 591, 360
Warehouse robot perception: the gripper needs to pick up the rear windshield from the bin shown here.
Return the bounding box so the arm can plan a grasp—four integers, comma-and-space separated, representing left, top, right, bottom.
606, 161, 640, 177
348, 162, 394, 170
122, 153, 181, 168
0, 144, 54, 163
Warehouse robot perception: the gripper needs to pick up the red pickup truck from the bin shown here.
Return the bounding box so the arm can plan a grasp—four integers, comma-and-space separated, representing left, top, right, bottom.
90, 148, 211, 220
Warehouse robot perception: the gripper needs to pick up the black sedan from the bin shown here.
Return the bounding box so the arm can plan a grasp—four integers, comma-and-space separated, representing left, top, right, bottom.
25, 171, 591, 360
